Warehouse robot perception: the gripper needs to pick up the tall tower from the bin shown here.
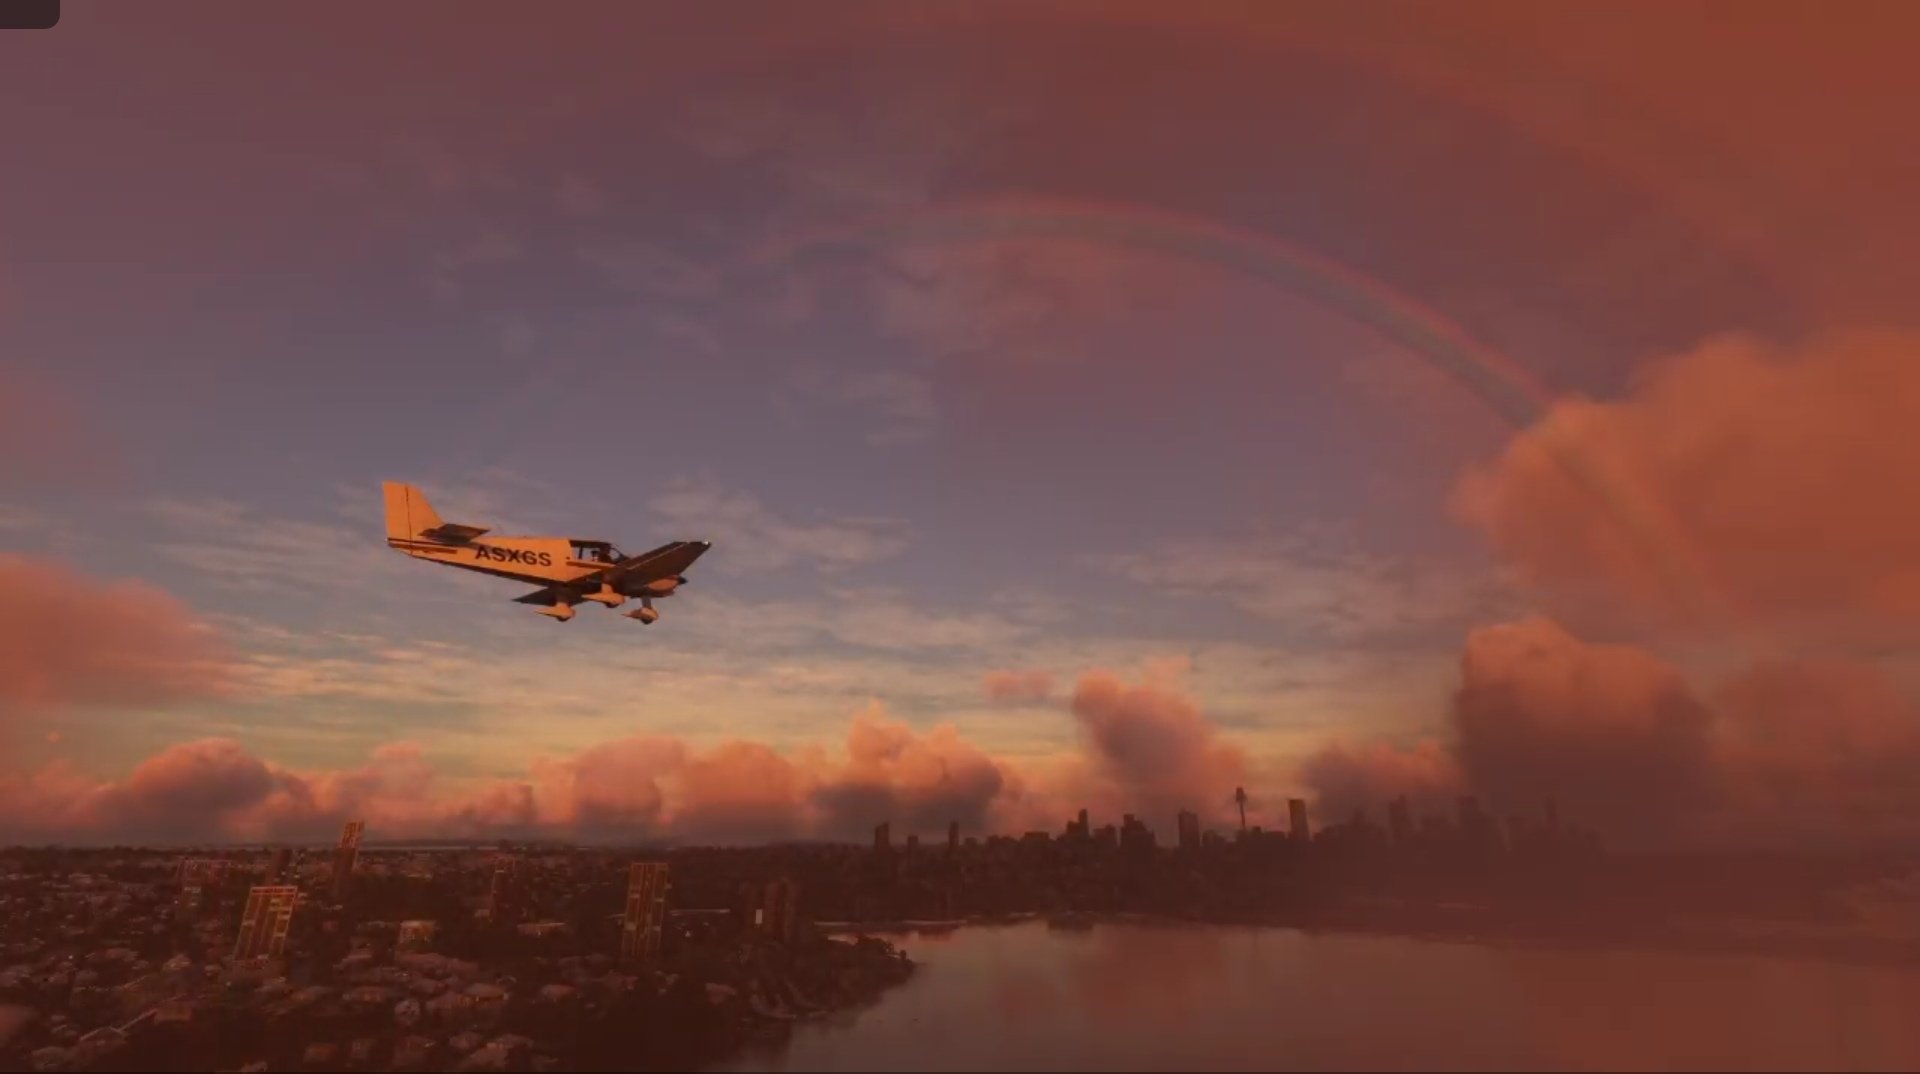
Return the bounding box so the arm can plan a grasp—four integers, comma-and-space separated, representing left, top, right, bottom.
233, 885, 299, 960
1235, 787, 1248, 833
1177, 810, 1201, 851
621, 861, 670, 962
872, 821, 892, 854
331, 821, 364, 903
1287, 798, 1311, 843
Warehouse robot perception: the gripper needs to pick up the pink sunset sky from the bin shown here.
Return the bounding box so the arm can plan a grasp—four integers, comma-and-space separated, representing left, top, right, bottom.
2, 1, 1918, 847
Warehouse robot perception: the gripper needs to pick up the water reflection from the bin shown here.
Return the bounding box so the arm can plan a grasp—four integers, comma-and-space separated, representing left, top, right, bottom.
721, 922, 1920, 1072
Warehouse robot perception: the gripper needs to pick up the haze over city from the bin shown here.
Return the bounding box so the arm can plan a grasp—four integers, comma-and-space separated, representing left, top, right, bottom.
3, 1, 1918, 859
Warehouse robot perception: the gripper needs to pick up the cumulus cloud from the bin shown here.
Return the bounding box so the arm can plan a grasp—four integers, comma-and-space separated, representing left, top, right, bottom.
811, 702, 1012, 838
984, 669, 1055, 704
1453, 330, 1920, 640
1297, 739, 1461, 824
1298, 615, 1920, 849
0, 703, 1025, 846
1451, 617, 1718, 831
1067, 668, 1248, 825
0, 554, 230, 724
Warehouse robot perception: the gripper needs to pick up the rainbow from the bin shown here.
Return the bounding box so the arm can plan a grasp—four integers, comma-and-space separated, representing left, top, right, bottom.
774, 195, 1731, 628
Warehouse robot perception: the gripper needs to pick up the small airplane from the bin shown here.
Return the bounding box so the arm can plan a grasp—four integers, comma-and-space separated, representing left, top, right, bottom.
382, 481, 711, 624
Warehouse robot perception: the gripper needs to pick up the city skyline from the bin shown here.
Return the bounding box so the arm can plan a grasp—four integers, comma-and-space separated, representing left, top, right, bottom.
3, 4, 1919, 853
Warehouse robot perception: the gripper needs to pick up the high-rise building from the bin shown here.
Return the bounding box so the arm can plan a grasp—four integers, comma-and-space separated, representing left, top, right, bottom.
266, 847, 292, 884
331, 821, 364, 903
621, 862, 670, 962
1234, 786, 1248, 833
1077, 808, 1090, 834
233, 885, 299, 960
1176, 810, 1200, 851
1287, 798, 1311, 843
873, 821, 892, 854
947, 820, 960, 854
905, 833, 920, 854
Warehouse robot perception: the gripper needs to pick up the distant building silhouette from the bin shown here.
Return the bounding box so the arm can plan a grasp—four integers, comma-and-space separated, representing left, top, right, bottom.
233, 885, 299, 960
331, 820, 364, 903
947, 820, 960, 854
1287, 798, 1311, 843
906, 833, 920, 854
266, 846, 292, 884
1176, 810, 1200, 851
621, 861, 669, 962
1234, 786, 1248, 833
873, 821, 892, 854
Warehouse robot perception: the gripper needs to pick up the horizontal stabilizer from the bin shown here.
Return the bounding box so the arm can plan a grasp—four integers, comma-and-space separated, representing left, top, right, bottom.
422, 522, 490, 542
512, 587, 563, 606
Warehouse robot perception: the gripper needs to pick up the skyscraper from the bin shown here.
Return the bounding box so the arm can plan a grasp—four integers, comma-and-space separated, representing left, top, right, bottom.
233, 885, 299, 960
873, 821, 891, 854
1234, 786, 1248, 833
621, 861, 670, 962
947, 820, 960, 854
266, 847, 292, 884
331, 820, 364, 903
1176, 810, 1200, 851
1287, 798, 1311, 843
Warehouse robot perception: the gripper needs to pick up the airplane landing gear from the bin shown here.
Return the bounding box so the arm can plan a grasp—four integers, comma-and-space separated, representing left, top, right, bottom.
625, 598, 660, 624
536, 604, 576, 622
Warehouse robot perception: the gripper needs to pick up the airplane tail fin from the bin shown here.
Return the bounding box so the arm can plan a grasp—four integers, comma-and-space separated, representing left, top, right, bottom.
383, 482, 444, 542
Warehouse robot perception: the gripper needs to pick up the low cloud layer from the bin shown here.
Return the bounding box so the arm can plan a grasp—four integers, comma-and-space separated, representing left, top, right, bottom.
0, 665, 1257, 846
1453, 330, 1920, 641
0, 554, 230, 724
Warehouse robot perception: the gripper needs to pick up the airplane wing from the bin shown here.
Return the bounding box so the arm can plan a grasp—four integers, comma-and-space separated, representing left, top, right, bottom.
509, 542, 710, 607
606, 540, 713, 583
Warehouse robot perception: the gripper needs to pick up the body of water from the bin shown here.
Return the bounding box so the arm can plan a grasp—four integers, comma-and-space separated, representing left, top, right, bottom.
723, 921, 1920, 1072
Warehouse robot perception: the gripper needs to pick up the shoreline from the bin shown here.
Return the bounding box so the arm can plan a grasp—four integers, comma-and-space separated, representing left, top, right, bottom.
818, 910, 1920, 972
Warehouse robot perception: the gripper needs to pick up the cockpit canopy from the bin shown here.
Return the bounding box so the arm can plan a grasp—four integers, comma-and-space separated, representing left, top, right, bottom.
570, 540, 625, 564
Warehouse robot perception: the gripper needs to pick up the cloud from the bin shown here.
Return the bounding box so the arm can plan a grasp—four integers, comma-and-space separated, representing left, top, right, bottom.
1453, 330, 1920, 641
1450, 617, 1718, 831
1099, 533, 1513, 642
984, 669, 1055, 704
1067, 668, 1248, 825
648, 478, 913, 573
1297, 739, 1462, 824
1298, 615, 1920, 849
0, 554, 230, 724
0, 675, 1249, 846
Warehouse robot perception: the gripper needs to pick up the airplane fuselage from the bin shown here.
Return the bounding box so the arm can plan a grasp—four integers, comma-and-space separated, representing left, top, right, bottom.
381, 481, 706, 623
